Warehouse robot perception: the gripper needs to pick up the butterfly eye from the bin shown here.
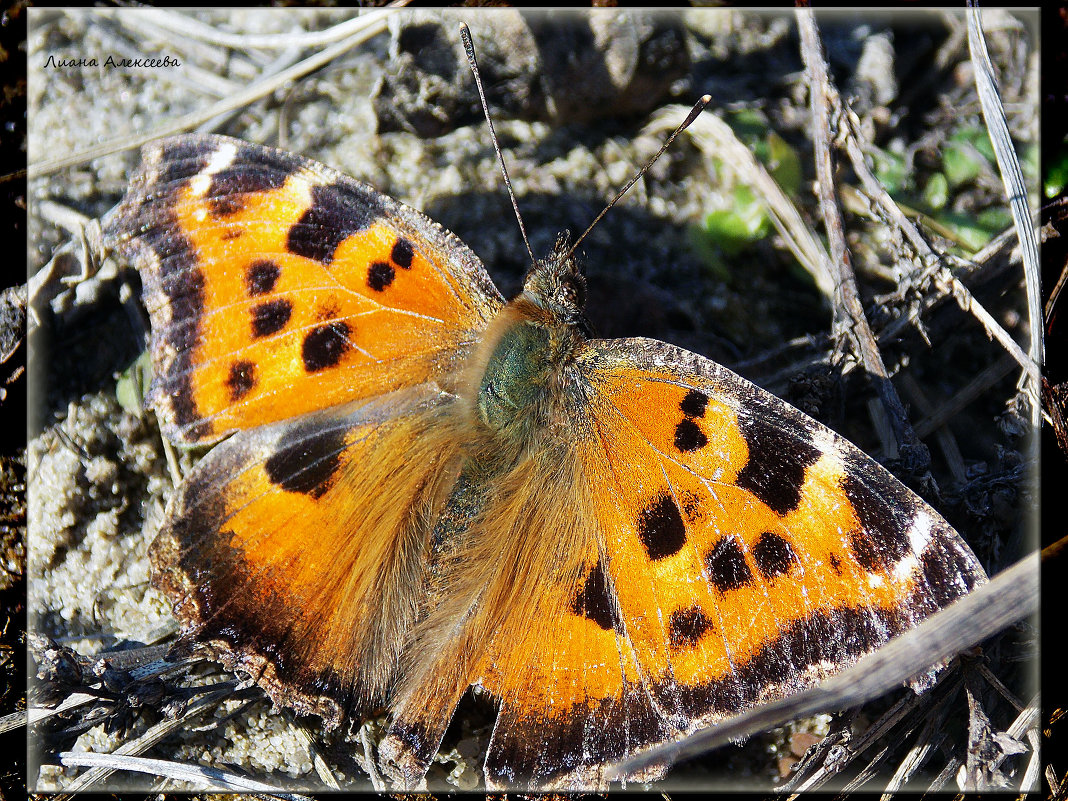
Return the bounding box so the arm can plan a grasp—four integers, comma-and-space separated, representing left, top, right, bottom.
561, 274, 587, 309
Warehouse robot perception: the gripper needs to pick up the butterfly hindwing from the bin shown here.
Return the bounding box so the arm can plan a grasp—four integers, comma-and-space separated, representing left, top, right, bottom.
105, 134, 503, 444
150, 384, 465, 725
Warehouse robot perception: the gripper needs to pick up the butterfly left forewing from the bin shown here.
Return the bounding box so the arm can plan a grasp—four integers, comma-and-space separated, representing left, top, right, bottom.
105, 134, 503, 445
105, 133, 504, 740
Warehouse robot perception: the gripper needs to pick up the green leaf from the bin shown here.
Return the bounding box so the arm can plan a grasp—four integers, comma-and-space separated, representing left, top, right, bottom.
701, 185, 771, 254
943, 139, 986, 187
872, 148, 907, 194
1044, 141, 1068, 199
766, 132, 802, 197
951, 127, 996, 164
116, 350, 153, 416
726, 109, 769, 145
922, 172, 949, 211
935, 209, 1009, 251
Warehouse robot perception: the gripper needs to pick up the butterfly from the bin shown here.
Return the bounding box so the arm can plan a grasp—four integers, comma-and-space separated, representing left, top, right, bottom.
102, 128, 988, 790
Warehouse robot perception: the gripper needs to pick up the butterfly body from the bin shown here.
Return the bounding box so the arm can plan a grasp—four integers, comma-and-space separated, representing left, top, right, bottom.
105, 133, 987, 791
466, 239, 588, 447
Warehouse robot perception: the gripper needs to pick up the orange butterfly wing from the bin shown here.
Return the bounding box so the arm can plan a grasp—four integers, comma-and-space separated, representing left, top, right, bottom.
106, 135, 988, 791
105, 134, 502, 444
472, 337, 987, 789
149, 384, 465, 726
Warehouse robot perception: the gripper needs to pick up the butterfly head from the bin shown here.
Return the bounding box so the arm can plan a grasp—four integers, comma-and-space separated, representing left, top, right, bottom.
521, 233, 590, 333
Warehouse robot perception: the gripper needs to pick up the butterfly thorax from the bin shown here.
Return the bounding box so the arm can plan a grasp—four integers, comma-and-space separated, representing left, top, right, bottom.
466, 238, 589, 458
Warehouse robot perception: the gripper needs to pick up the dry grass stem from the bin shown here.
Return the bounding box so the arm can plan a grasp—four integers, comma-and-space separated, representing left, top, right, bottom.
879, 711, 948, 797
797, 9, 924, 465
835, 80, 1038, 394
912, 355, 1016, 440
966, 4, 1043, 387
58, 751, 287, 793
813, 692, 919, 792
289, 715, 343, 790
136, 6, 407, 51
55, 683, 241, 792
898, 373, 967, 485
647, 108, 837, 302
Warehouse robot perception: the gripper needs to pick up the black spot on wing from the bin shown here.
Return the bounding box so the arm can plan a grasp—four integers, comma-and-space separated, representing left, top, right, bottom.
226, 360, 256, 402
752, 531, 798, 580
841, 459, 914, 570
263, 422, 347, 500
850, 530, 891, 573
391, 237, 414, 269
367, 261, 395, 291
674, 418, 708, 452
918, 529, 985, 607
302, 321, 352, 372
735, 410, 821, 516
706, 535, 753, 592
246, 260, 280, 296
637, 493, 686, 560
287, 183, 379, 265
668, 605, 714, 651
679, 389, 709, 419
571, 561, 617, 631
251, 299, 293, 338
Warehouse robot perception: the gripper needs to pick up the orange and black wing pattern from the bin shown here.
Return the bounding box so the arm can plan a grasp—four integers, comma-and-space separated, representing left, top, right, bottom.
105, 134, 502, 444
470, 337, 987, 789
149, 385, 465, 725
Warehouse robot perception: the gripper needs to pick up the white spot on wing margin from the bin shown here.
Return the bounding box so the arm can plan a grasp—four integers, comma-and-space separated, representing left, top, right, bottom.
189, 142, 239, 197
907, 510, 934, 554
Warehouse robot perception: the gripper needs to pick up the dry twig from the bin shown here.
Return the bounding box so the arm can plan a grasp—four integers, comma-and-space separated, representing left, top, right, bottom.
912, 355, 1016, 440
646, 108, 837, 303
797, 9, 926, 468
836, 108, 1035, 385
58, 751, 288, 793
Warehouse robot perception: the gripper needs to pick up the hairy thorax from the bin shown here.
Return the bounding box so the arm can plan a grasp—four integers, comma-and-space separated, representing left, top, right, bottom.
462, 283, 588, 464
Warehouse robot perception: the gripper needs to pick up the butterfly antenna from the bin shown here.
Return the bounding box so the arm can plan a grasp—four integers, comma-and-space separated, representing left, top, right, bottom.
564, 94, 712, 263
460, 22, 537, 267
